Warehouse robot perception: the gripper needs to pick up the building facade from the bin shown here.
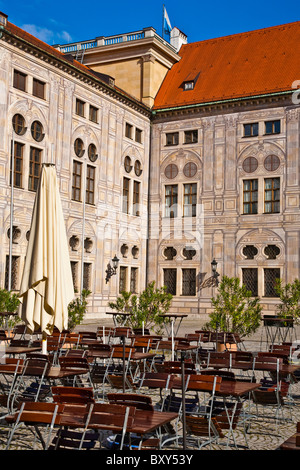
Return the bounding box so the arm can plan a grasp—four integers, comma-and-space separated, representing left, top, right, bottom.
1, 12, 300, 318
0, 13, 151, 318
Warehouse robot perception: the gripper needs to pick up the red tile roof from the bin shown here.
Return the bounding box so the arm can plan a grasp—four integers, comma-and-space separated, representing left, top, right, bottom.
154, 21, 300, 110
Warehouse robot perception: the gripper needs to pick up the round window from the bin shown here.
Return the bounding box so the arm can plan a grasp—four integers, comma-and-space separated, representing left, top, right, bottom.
74, 138, 85, 157
242, 156, 258, 173
12, 114, 26, 136
183, 162, 197, 177
264, 155, 280, 171
88, 143, 98, 162
165, 163, 178, 179
31, 121, 44, 142
134, 160, 142, 176
124, 156, 132, 173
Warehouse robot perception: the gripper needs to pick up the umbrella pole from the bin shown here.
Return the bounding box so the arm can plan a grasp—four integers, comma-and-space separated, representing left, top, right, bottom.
42, 332, 48, 355
181, 351, 186, 449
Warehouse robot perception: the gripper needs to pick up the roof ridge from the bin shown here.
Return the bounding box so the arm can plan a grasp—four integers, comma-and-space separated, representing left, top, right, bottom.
181, 19, 300, 48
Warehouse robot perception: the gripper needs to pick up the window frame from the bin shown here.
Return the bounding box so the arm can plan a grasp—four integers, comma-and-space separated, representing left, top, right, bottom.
11, 141, 24, 189
13, 70, 26, 92
89, 105, 98, 123
166, 132, 179, 146
165, 184, 178, 218
133, 181, 140, 216
72, 160, 82, 202
184, 130, 198, 144
265, 120, 281, 135
75, 98, 85, 118
28, 146, 42, 192
86, 164, 95, 205
32, 78, 45, 100
264, 177, 280, 214
243, 122, 259, 138
183, 183, 197, 217
243, 179, 258, 215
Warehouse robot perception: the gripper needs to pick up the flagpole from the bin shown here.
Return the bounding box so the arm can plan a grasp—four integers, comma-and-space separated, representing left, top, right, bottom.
162, 4, 165, 39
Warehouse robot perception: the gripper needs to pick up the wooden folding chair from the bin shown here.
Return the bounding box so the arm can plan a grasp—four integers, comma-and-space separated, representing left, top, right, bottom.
5, 401, 65, 450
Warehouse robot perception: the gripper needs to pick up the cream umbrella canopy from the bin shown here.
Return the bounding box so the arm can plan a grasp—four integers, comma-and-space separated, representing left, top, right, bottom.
19, 163, 74, 353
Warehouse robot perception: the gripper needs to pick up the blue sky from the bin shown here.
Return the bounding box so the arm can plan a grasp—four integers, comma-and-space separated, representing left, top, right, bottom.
2, 0, 299, 46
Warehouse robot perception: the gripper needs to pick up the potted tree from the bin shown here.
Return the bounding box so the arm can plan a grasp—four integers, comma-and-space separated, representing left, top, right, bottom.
0, 288, 21, 329
108, 281, 173, 334
274, 279, 300, 322
67, 289, 91, 331
204, 276, 262, 350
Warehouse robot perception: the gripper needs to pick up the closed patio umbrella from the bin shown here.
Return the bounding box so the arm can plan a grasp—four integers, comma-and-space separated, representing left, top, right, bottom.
18, 164, 74, 353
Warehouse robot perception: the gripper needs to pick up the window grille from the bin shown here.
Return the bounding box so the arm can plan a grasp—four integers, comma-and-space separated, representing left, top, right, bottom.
163, 269, 177, 295
264, 268, 280, 297
242, 245, 258, 259
182, 269, 196, 296
242, 268, 258, 296
264, 245, 280, 259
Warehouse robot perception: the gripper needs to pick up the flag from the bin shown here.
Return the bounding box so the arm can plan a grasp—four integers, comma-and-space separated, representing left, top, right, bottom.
163, 6, 172, 40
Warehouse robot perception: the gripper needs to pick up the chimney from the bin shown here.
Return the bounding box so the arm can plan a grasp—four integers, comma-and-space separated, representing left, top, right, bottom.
170, 27, 188, 52
0, 12, 7, 26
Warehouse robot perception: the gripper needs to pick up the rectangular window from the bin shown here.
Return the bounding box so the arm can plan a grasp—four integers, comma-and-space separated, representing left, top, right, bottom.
264, 268, 280, 297
83, 262, 92, 290
130, 267, 138, 293
133, 181, 140, 216
76, 99, 85, 117
135, 128, 142, 144
32, 78, 45, 99
125, 123, 133, 139
166, 132, 179, 146
86, 165, 95, 205
183, 183, 197, 217
11, 141, 24, 188
242, 268, 258, 296
182, 269, 196, 296
265, 120, 281, 135
29, 147, 42, 191
184, 130, 198, 144
165, 185, 178, 218
72, 160, 82, 201
163, 268, 177, 295
13, 70, 26, 92
122, 177, 130, 213
243, 179, 258, 214
89, 105, 98, 123
264, 178, 280, 213
119, 266, 128, 293
244, 123, 258, 137
70, 261, 79, 292
5, 255, 20, 290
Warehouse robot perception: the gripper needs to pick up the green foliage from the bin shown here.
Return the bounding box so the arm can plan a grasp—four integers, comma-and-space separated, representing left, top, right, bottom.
274, 279, 300, 322
0, 289, 21, 328
204, 276, 262, 338
108, 281, 173, 333
67, 289, 91, 331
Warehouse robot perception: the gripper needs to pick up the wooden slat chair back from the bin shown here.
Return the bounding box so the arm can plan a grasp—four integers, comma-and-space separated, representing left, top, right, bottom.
155, 360, 196, 375
107, 392, 154, 411
5, 401, 65, 450
52, 386, 95, 404
185, 415, 225, 449
187, 374, 222, 393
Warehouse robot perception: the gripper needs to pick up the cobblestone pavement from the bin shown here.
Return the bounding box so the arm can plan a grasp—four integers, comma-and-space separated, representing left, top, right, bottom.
1, 316, 299, 451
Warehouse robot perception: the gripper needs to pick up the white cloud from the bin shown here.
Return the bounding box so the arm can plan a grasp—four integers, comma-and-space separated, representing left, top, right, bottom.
21, 24, 54, 43
21, 23, 72, 45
